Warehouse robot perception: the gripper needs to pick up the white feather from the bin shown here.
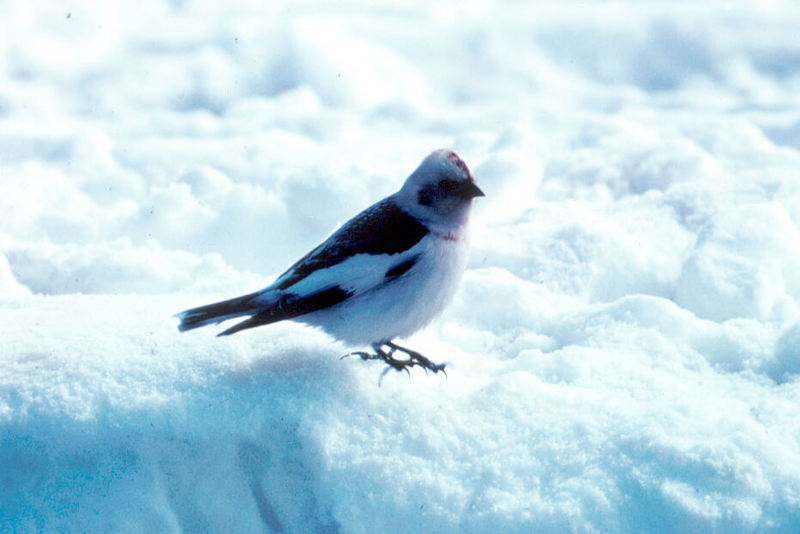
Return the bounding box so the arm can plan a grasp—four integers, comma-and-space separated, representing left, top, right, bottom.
298, 231, 469, 345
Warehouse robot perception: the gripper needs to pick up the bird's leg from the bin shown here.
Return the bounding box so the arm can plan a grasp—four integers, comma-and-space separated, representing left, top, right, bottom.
341, 344, 398, 365
382, 341, 447, 375
342, 342, 446, 376
342, 343, 409, 374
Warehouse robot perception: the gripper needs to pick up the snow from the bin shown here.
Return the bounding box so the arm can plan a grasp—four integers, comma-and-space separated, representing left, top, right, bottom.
3, 0, 800, 532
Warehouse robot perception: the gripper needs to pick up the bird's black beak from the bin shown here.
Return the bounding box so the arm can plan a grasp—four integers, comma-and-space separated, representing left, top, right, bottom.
459, 180, 485, 199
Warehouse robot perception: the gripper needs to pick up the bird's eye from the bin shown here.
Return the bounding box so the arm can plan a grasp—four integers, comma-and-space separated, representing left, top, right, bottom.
438, 179, 457, 192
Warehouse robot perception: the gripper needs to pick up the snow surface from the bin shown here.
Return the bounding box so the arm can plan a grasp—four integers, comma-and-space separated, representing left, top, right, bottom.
3, 0, 800, 532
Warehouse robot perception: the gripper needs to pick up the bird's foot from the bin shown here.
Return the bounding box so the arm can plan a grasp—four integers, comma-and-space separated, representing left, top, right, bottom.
343, 341, 447, 377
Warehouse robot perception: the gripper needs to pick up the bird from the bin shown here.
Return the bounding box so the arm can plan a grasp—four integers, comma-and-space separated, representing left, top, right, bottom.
176, 149, 484, 374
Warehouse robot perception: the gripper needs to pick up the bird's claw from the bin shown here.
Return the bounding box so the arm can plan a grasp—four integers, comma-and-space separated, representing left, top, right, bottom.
341, 351, 372, 361
341, 341, 447, 378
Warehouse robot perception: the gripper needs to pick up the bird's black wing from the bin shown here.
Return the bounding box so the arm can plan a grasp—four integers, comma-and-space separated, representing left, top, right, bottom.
273, 197, 428, 291
217, 286, 354, 336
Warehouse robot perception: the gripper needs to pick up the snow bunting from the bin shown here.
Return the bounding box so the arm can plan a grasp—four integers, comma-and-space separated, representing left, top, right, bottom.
177, 149, 484, 374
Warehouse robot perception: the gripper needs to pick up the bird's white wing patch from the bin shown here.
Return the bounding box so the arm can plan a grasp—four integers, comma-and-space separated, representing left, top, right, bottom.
285, 239, 429, 298
272, 197, 429, 291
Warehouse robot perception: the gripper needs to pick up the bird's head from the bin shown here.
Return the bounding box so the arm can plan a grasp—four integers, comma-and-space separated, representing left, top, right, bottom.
396, 149, 484, 231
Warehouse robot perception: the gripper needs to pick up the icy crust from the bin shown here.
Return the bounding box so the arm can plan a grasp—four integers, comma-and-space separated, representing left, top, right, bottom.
1, 295, 341, 532
2, 293, 800, 533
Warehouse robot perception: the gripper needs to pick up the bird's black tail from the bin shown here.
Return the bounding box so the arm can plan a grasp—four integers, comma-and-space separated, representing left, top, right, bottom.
177, 286, 353, 337
176, 292, 263, 333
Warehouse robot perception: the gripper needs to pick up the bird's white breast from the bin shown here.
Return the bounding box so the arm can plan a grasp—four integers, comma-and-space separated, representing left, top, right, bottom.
301, 232, 469, 346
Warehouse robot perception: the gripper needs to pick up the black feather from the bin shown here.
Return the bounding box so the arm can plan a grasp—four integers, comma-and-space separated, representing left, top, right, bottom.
275, 198, 427, 290
384, 254, 420, 280
217, 286, 353, 336
178, 292, 261, 331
